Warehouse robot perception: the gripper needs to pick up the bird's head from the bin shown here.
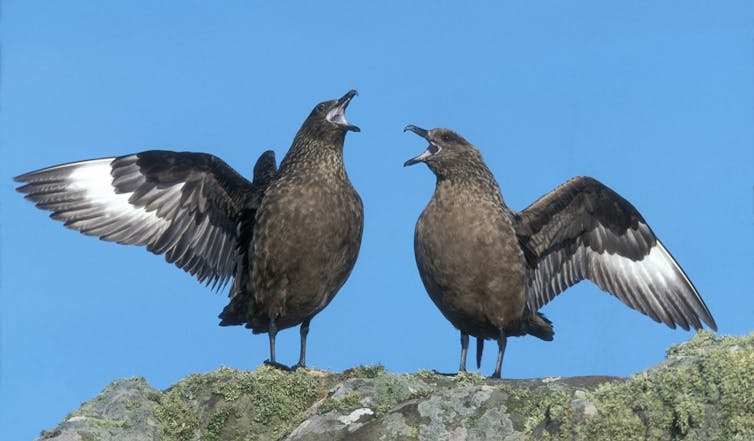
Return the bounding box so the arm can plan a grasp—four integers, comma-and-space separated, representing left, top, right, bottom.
301, 90, 360, 141
403, 126, 482, 175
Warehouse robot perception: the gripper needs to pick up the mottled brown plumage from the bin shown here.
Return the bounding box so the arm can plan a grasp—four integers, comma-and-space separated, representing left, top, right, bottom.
222, 90, 364, 368
404, 125, 716, 378
15, 90, 363, 370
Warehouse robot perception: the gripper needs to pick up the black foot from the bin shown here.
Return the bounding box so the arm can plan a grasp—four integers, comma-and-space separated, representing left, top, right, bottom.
291, 362, 307, 371
264, 360, 293, 371
432, 369, 464, 377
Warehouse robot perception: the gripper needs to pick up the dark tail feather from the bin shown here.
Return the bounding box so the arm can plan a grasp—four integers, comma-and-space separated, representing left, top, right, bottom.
527, 312, 554, 341
218, 291, 247, 326
218, 305, 245, 326
219, 255, 250, 326
476, 337, 484, 369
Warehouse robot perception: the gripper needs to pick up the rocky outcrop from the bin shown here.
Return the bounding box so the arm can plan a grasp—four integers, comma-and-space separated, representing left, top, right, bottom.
38, 331, 754, 441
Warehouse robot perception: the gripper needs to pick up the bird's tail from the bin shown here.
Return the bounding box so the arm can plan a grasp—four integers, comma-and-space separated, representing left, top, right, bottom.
218, 273, 251, 326
218, 295, 247, 326
527, 312, 554, 341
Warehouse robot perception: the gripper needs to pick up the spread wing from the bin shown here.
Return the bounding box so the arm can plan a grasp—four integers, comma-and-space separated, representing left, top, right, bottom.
15, 149, 277, 289
515, 176, 716, 331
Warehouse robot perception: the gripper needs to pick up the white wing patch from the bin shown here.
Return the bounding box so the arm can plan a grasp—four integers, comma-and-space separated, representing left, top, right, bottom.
40, 158, 179, 247
530, 229, 709, 330
583, 240, 704, 330
17, 156, 181, 246
520, 175, 715, 331
16, 151, 250, 289
67, 159, 174, 230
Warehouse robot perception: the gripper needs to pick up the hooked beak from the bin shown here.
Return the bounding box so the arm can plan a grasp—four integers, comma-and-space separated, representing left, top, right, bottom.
327, 90, 360, 132
403, 124, 434, 167
404, 124, 429, 139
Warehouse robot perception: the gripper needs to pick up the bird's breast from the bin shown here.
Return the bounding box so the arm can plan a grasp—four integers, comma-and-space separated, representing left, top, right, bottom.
251, 173, 363, 312
414, 194, 527, 332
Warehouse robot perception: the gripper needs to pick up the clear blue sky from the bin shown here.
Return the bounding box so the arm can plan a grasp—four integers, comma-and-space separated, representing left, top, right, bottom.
2, 2, 753, 439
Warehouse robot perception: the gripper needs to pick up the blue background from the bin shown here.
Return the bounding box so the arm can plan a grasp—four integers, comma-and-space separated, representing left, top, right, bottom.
2, 2, 753, 439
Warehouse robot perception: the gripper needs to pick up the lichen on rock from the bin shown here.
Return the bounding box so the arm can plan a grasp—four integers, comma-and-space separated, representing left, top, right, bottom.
36, 331, 754, 441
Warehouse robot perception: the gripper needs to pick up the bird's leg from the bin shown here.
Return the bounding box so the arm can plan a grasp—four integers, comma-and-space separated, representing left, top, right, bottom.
264, 318, 291, 371
292, 318, 311, 370
491, 330, 507, 379
431, 332, 469, 376
476, 337, 484, 369
268, 318, 277, 363
458, 332, 469, 373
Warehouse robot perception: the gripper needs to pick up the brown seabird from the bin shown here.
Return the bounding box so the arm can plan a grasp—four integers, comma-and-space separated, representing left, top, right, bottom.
15, 90, 364, 370
403, 125, 716, 378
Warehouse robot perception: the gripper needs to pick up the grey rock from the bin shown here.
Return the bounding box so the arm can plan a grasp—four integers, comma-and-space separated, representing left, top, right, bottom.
34, 332, 754, 441
36, 377, 161, 441
570, 398, 598, 423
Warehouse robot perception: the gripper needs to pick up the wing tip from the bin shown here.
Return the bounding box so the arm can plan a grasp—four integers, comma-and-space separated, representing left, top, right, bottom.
701, 315, 718, 332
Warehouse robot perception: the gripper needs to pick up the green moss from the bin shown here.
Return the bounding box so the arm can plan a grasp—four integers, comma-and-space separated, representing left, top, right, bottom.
154, 392, 201, 441
452, 371, 486, 386
147, 390, 163, 403
245, 368, 322, 424
77, 432, 100, 441
63, 408, 133, 431
46, 332, 753, 441
318, 390, 363, 414
370, 373, 433, 417
374, 403, 393, 417
535, 391, 576, 440
504, 385, 573, 437
665, 330, 733, 356
345, 364, 386, 379
38, 429, 61, 440
201, 407, 238, 441
154, 366, 338, 441
210, 366, 328, 423
414, 369, 441, 381
93, 418, 131, 430
408, 425, 419, 438
483, 332, 754, 440
577, 331, 754, 441
124, 398, 142, 410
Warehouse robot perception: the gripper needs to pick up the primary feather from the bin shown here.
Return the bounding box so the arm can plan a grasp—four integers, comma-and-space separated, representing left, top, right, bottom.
404, 125, 716, 378
16, 90, 364, 369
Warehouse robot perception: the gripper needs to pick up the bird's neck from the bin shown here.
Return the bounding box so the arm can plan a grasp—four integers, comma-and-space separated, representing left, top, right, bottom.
279, 135, 348, 180
433, 164, 506, 206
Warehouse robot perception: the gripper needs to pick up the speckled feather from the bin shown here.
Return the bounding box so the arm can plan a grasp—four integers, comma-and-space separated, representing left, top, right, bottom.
15, 150, 274, 289
414, 151, 528, 339
405, 126, 716, 376
242, 111, 364, 333
15, 91, 364, 367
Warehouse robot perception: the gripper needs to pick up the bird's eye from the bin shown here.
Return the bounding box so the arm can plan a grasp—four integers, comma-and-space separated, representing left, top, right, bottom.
441, 135, 451, 142
316, 104, 326, 112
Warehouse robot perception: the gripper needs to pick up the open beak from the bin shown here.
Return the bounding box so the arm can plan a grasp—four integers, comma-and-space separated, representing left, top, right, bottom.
327, 90, 360, 132
404, 124, 435, 166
